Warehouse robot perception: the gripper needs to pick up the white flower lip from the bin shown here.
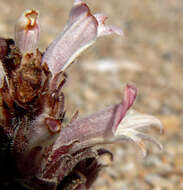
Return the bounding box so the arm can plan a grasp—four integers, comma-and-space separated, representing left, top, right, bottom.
115, 109, 163, 156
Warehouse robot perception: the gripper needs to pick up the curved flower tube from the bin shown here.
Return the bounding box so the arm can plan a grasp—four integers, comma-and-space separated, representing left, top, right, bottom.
42, 0, 122, 89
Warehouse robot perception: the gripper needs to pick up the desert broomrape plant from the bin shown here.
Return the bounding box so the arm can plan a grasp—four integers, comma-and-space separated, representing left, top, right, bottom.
0, 0, 163, 189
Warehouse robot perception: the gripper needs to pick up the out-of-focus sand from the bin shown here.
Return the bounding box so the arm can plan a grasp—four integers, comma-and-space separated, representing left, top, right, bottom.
0, 0, 183, 189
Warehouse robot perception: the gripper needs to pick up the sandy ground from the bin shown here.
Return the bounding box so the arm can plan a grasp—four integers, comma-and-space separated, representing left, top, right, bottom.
0, 0, 183, 189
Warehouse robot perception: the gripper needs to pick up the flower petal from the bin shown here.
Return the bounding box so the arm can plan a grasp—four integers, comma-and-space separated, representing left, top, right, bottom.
114, 109, 163, 156
42, 1, 98, 78
52, 84, 137, 151
116, 109, 163, 132
94, 13, 123, 37
51, 84, 162, 157
15, 9, 39, 54
42, 0, 122, 89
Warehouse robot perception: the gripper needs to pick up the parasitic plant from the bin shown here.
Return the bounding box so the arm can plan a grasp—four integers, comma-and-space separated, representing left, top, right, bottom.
0, 0, 163, 189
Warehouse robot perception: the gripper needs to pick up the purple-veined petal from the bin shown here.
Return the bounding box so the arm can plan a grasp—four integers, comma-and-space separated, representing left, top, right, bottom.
51, 84, 162, 157
42, 0, 122, 89
94, 13, 123, 37
15, 9, 39, 54
42, 1, 98, 78
112, 84, 137, 133
52, 84, 137, 152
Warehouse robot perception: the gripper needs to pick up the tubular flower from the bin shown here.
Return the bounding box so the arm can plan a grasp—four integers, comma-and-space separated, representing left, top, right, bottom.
0, 0, 163, 189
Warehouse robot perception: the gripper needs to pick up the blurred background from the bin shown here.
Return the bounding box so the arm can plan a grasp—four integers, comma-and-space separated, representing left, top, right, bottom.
0, 0, 183, 189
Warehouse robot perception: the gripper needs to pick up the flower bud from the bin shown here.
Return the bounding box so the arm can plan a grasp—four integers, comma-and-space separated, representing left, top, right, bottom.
15, 9, 39, 54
